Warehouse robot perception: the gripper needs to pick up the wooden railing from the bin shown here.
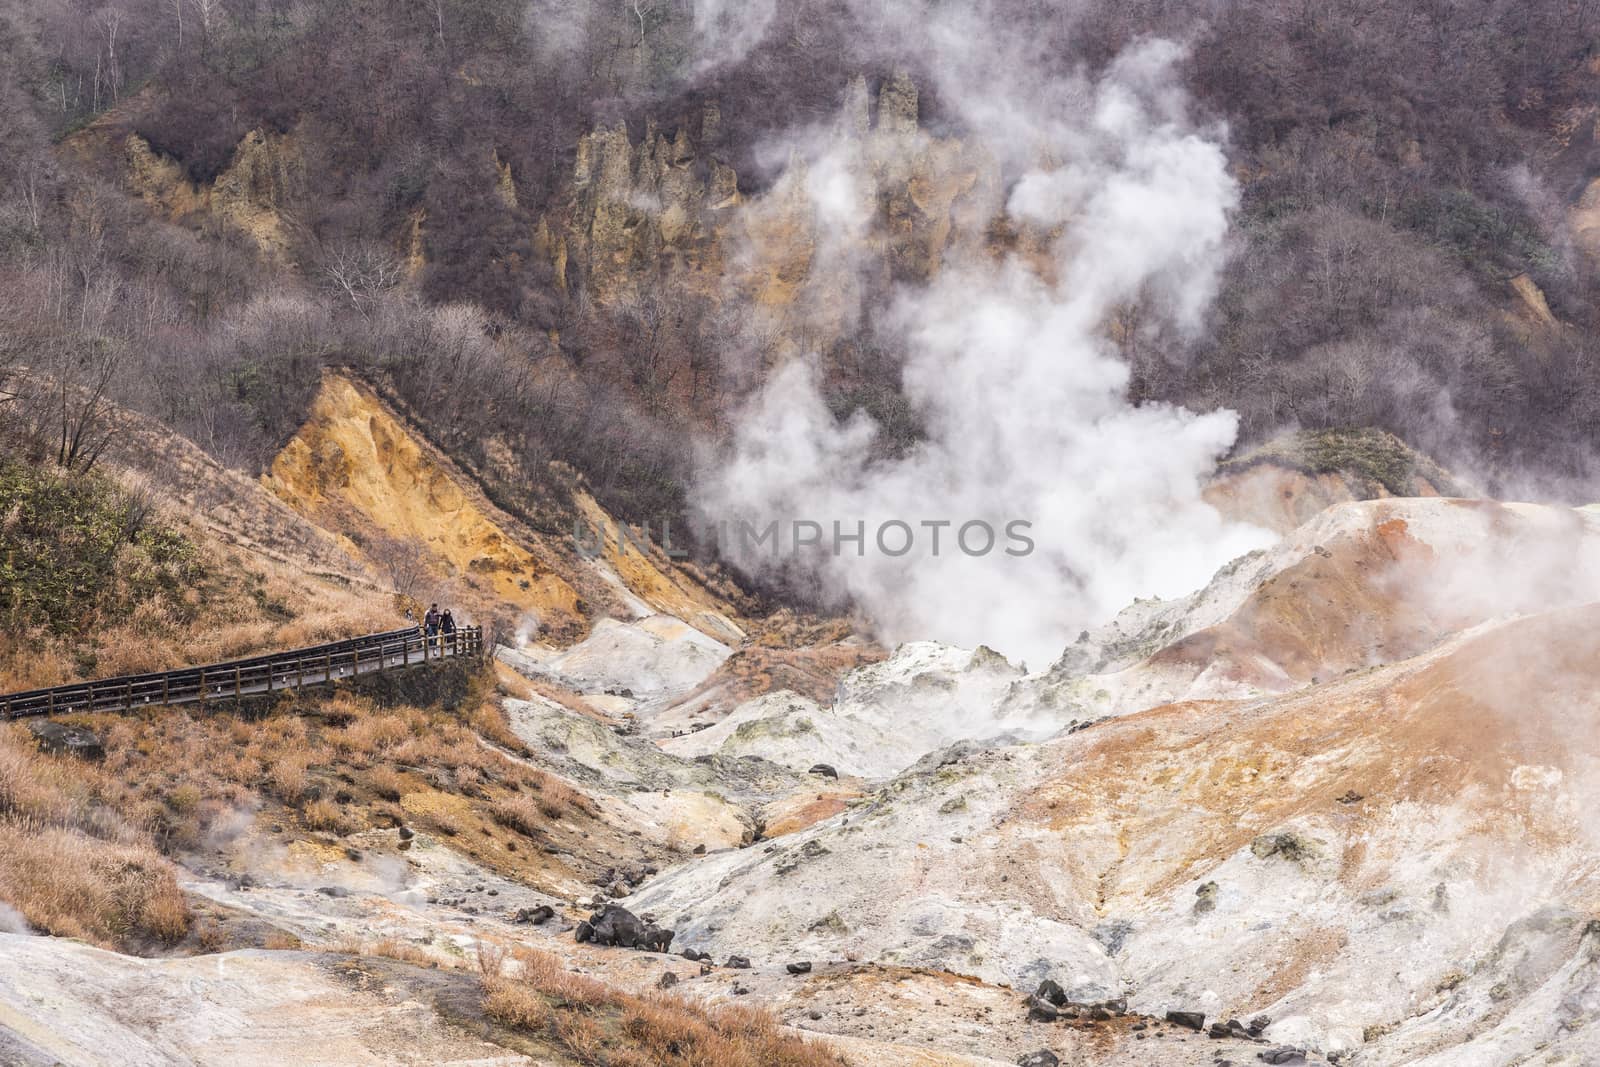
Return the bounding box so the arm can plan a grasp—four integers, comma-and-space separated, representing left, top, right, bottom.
0, 626, 483, 720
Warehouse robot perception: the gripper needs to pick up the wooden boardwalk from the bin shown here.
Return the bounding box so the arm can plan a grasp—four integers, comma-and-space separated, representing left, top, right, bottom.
0, 626, 483, 719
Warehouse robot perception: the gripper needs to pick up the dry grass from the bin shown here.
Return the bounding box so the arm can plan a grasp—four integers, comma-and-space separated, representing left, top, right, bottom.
490, 795, 544, 837
366, 765, 409, 801
331, 935, 443, 969
481, 948, 843, 1067
0, 529, 400, 694
0, 727, 190, 949
302, 797, 350, 833
56, 669, 607, 902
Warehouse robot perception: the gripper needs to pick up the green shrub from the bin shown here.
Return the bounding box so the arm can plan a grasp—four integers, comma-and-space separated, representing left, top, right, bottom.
0, 462, 202, 635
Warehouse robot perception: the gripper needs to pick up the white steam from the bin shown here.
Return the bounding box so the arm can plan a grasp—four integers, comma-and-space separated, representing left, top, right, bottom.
694, 26, 1274, 665
0, 900, 31, 935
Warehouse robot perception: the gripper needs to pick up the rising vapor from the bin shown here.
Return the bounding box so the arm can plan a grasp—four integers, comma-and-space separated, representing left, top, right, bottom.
692, 11, 1275, 666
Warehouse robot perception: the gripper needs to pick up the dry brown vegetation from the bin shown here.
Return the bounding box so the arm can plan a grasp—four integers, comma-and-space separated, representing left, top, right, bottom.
1, 651, 608, 951
0, 728, 189, 949
0, 535, 399, 694
482, 947, 844, 1067
75, 672, 600, 884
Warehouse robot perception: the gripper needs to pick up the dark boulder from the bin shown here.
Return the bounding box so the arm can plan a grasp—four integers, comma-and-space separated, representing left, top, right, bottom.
641, 923, 675, 952
725, 955, 752, 969
1034, 979, 1068, 1007
808, 764, 839, 779
574, 920, 594, 943
1166, 1010, 1206, 1031
27, 721, 104, 761
786, 961, 812, 975
513, 905, 555, 925
1210, 1018, 1258, 1041
656, 971, 679, 989
587, 903, 674, 952
1025, 995, 1060, 1023
1258, 1050, 1307, 1065
1017, 1052, 1060, 1067
681, 948, 711, 962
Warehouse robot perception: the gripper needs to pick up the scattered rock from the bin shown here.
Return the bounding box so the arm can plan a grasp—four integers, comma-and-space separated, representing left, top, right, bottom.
513, 905, 555, 925
808, 763, 839, 779
27, 721, 105, 761
1210, 1019, 1258, 1040
692, 844, 707, 855
315, 886, 349, 898
574, 920, 594, 943
786, 961, 812, 975
1195, 880, 1219, 914
586, 904, 673, 952
1017, 1052, 1060, 1067
725, 955, 752, 969
656, 972, 679, 989
1249, 1015, 1272, 1036
1166, 1010, 1206, 1031
1025, 995, 1060, 1023
1035, 979, 1068, 1007
681, 948, 711, 962
1336, 789, 1364, 804
774, 838, 831, 875
1258, 1049, 1307, 1065
1251, 832, 1318, 863
397, 825, 415, 841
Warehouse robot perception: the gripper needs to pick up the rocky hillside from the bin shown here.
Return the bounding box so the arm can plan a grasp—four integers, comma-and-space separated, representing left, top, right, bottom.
3, 437, 1599, 1066
5, 3, 1600, 1066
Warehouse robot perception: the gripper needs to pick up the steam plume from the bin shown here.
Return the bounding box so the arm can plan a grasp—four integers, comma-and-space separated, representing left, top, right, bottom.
693, 14, 1274, 665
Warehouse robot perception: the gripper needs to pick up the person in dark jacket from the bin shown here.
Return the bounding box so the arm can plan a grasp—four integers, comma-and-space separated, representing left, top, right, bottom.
440, 609, 457, 651
423, 604, 440, 646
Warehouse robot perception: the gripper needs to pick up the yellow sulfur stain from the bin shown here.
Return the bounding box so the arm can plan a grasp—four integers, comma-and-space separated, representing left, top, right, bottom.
263, 375, 581, 622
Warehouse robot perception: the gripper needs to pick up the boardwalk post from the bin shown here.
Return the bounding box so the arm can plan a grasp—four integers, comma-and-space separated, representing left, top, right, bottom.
236, 666, 242, 699
126, 679, 133, 709
199, 669, 206, 708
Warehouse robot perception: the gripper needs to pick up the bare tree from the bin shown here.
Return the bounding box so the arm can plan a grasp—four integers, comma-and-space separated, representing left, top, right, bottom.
188, 0, 221, 40
321, 241, 407, 321
369, 532, 434, 599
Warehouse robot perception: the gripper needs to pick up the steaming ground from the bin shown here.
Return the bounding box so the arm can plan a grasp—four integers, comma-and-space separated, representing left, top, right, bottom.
7, 479, 1600, 1064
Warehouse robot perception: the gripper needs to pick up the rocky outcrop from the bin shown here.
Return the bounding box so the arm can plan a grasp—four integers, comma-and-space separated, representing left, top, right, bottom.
124, 129, 305, 260
555, 74, 999, 353
561, 103, 738, 304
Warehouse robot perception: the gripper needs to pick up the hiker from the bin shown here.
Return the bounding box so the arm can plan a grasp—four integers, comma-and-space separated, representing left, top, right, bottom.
440, 609, 457, 652
423, 603, 440, 646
